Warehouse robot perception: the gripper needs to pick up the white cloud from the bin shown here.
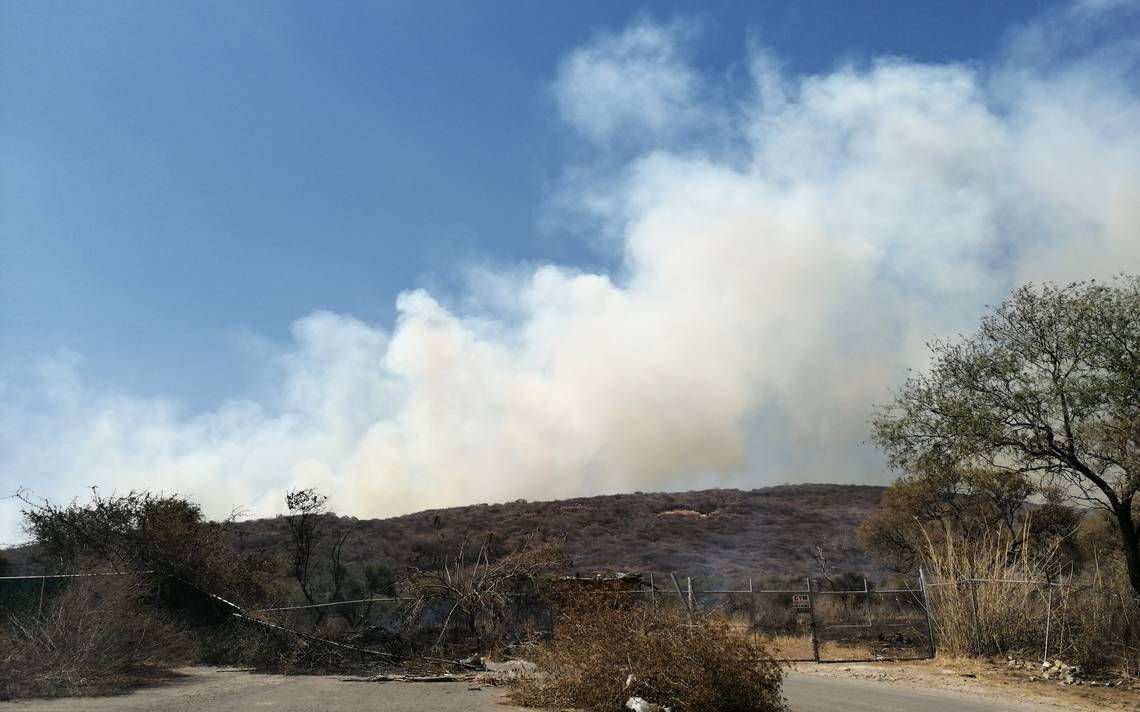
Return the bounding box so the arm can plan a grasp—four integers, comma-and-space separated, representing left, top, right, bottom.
3, 8, 1140, 543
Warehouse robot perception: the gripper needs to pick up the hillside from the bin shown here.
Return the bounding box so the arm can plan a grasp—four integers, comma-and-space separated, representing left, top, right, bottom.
229, 484, 887, 582
2, 484, 888, 583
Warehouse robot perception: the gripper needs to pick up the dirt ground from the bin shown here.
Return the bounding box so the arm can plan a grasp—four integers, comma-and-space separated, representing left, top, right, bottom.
792, 658, 1140, 712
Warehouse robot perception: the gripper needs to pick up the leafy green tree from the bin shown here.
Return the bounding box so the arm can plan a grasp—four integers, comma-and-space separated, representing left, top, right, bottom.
873, 276, 1140, 595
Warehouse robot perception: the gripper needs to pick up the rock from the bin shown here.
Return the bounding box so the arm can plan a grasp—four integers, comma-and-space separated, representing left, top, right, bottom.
458, 655, 485, 670
626, 697, 671, 712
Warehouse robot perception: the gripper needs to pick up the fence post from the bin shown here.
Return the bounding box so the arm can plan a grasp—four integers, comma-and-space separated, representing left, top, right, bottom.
686, 577, 694, 612
918, 567, 936, 659
37, 575, 46, 618
1042, 574, 1053, 664
805, 577, 820, 663
669, 573, 688, 610
966, 576, 983, 655
1056, 564, 1067, 656
863, 577, 871, 628
745, 576, 755, 629
649, 572, 656, 608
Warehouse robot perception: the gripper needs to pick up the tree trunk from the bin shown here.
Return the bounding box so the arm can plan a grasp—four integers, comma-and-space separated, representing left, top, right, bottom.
1115, 506, 1140, 598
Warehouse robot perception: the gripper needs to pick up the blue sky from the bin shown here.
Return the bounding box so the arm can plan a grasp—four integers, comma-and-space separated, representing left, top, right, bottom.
2, 0, 1050, 407
3, 1, 1139, 539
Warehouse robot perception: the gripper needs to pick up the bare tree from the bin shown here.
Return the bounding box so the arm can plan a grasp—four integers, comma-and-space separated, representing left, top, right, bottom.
284, 489, 327, 607
284, 488, 354, 626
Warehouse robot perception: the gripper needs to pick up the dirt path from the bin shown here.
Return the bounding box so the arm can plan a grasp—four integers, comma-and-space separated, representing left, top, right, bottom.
0, 668, 525, 712
784, 673, 1074, 712
789, 661, 1138, 712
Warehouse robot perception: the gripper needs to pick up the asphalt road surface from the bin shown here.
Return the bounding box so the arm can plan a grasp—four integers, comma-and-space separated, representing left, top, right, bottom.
0, 668, 1073, 711
0, 669, 524, 712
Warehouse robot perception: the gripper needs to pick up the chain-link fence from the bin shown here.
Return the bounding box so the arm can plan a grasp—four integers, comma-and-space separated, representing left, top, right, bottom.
6, 568, 1134, 669
573, 573, 933, 663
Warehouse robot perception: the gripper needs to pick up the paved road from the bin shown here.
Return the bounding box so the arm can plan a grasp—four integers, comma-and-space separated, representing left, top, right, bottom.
1, 668, 1072, 711
0, 668, 526, 712
784, 673, 1067, 712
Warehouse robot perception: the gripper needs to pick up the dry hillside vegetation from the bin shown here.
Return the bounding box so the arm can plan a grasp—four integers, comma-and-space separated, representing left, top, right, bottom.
221, 484, 884, 580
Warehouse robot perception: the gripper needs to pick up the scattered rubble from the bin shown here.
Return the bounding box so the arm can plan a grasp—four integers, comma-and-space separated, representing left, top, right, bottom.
625, 696, 671, 712
343, 654, 537, 685
1007, 656, 1088, 685
344, 673, 477, 683
485, 659, 537, 675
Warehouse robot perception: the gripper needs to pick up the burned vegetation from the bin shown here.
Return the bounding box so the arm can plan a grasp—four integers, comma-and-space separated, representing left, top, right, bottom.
1, 487, 792, 710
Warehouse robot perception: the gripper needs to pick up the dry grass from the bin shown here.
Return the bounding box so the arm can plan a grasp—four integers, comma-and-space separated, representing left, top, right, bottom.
762, 634, 872, 662
509, 594, 786, 712
922, 522, 1140, 675
0, 575, 197, 700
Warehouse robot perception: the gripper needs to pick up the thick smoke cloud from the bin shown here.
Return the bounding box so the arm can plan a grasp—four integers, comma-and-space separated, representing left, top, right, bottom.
3, 4, 1140, 542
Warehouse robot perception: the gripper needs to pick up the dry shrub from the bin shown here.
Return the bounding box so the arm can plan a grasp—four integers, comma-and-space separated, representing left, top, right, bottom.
0, 575, 197, 700
510, 595, 786, 712
22, 491, 276, 608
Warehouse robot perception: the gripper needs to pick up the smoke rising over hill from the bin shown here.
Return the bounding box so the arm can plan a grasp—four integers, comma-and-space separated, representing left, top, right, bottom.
3, 4, 1140, 541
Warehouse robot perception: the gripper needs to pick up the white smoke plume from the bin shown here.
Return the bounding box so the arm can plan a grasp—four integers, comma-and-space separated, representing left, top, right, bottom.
3, 3, 1140, 542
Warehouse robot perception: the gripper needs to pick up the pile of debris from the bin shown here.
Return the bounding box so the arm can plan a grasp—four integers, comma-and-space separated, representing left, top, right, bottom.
343, 655, 542, 688
1039, 659, 1083, 685
1007, 656, 1084, 685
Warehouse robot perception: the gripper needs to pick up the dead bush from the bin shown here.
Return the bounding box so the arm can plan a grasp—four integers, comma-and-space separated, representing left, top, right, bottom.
404, 534, 567, 653
509, 595, 786, 712
0, 575, 197, 700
